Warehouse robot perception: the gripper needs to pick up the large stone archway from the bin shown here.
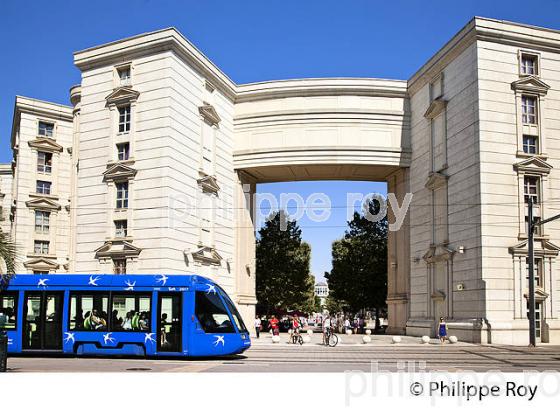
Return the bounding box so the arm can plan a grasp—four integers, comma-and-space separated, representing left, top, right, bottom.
231, 78, 411, 334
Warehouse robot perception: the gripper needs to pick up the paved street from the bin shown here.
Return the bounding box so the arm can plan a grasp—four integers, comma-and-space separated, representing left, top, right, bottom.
5, 334, 560, 372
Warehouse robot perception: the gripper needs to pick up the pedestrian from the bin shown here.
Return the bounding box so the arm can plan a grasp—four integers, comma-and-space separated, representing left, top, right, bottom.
0, 308, 7, 329
269, 315, 280, 336
255, 315, 262, 338
344, 317, 351, 333
438, 317, 448, 344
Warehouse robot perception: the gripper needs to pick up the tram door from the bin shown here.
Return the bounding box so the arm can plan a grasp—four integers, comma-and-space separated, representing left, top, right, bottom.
157, 294, 182, 352
22, 292, 63, 350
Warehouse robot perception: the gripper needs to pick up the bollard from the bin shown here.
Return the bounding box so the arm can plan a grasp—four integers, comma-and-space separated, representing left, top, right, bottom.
0, 330, 7, 372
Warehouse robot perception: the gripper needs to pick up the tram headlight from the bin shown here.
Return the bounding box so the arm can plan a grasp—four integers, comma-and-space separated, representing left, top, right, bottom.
240, 333, 247, 340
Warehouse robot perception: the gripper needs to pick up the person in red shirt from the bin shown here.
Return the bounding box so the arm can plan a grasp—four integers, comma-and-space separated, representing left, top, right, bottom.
292, 315, 301, 333
291, 315, 301, 343
269, 315, 279, 336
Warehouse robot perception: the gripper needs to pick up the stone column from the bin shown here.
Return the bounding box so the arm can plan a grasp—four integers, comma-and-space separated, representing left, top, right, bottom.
386, 168, 410, 334
234, 170, 257, 334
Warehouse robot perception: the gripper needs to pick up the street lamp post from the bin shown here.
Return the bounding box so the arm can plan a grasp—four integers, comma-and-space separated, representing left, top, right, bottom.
527, 198, 560, 347
527, 199, 536, 347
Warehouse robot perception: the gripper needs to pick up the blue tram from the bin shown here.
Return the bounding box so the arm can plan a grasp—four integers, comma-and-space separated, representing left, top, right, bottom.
0, 274, 251, 357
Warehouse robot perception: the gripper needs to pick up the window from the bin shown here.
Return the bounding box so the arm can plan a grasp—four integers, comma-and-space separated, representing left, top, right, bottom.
118, 105, 131, 133
523, 135, 538, 154
522, 96, 537, 124
116, 181, 129, 209
38, 121, 54, 138
115, 220, 128, 238
195, 291, 235, 333
113, 258, 127, 274
526, 301, 542, 339
526, 257, 542, 288
117, 66, 131, 85
35, 210, 50, 234
117, 142, 130, 161
521, 54, 538, 76
110, 294, 151, 332
0, 292, 18, 330
69, 293, 109, 331
37, 151, 53, 173
36, 180, 51, 195
526, 216, 542, 236
524, 176, 539, 204
34, 240, 49, 255
221, 290, 248, 333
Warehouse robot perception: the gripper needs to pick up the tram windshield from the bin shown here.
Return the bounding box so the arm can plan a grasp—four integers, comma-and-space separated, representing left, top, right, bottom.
195, 291, 235, 333
219, 290, 248, 333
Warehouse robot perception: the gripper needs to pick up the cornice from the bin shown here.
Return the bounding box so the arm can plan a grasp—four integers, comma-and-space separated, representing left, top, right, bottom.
28, 137, 64, 153
25, 197, 62, 211
103, 163, 137, 182
424, 171, 448, 190
424, 98, 448, 119
509, 239, 560, 257
74, 27, 237, 101
197, 173, 220, 194
95, 240, 142, 259
188, 245, 223, 266
106, 86, 140, 105
199, 103, 221, 126
24, 257, 60, 270
236, 78, 408, 103
513, 157, 552, 175
510, 76, 550, 96
408, 17, 560, 96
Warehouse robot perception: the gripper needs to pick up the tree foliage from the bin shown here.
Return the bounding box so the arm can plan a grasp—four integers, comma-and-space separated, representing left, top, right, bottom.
256, 211, 315, 314
325, 199, 388, 313
0, 230, 17, 289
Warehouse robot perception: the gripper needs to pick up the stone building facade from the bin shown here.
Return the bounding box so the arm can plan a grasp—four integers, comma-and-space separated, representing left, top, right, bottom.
2, 17, 560, 344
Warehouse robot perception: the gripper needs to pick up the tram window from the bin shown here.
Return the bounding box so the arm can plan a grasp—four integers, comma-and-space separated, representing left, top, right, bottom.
0, 293, 18, 330
195, 291, 235, 333
221, 291, 248, 333
110, 294, 151, 332
69, 293, 109, 331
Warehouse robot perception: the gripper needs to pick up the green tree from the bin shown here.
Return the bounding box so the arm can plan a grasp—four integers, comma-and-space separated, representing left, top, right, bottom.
256, 211, 314, 314
324, 294, 347, 314
325, 198, 387, 325
312, 295, 323, 313
0, 230, 17, 289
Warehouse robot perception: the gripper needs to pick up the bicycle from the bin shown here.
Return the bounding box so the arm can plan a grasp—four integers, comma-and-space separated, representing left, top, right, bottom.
324, 327, 338, 347
291, 331, 303, 345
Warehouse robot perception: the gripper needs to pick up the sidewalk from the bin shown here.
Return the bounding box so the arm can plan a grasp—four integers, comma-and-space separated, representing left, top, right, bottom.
251, 331, 467, 346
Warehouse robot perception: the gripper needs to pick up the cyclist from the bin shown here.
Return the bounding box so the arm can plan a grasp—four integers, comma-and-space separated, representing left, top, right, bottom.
322, 315, 332, 345
291, 315, 301, 344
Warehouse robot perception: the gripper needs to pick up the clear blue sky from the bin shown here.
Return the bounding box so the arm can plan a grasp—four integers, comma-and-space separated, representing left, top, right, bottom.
1, 0, 559, 279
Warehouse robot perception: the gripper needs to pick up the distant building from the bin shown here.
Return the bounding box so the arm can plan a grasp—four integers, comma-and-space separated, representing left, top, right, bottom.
315, 282, 329, 307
